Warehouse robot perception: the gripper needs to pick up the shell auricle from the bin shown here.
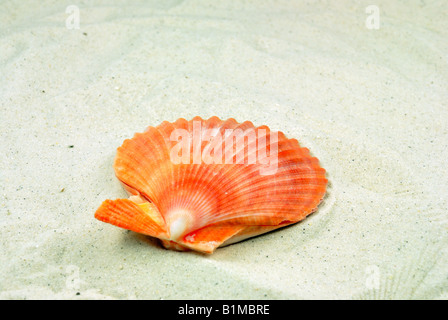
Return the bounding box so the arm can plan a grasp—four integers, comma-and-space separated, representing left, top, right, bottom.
95, 116, 327, 253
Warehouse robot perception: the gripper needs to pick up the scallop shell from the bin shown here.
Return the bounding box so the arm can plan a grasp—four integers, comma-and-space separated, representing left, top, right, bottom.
95, 116, 327, 253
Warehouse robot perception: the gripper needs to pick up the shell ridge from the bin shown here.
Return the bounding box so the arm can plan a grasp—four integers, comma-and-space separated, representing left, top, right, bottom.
95, 199, 168, 237
185, 117, 221, 219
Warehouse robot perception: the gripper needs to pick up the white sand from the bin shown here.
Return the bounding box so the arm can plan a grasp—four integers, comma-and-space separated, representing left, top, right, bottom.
1, 0, 447, 299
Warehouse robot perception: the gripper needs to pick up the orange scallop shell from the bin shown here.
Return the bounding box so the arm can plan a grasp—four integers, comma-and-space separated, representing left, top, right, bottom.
95, 116, 327, 253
